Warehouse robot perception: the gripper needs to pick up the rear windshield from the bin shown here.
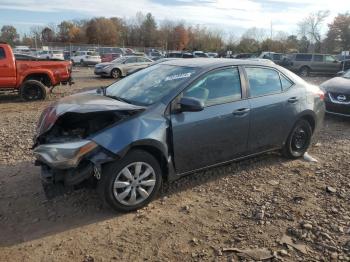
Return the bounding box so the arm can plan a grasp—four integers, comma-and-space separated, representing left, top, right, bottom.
87, 52, 98, 56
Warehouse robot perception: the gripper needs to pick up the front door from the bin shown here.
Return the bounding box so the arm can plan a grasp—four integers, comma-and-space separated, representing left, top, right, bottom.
171, 67, 250, 174
0, 46, 16, 88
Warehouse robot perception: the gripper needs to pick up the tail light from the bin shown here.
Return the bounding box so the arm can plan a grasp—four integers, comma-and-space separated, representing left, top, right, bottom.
317, 90, 325, 101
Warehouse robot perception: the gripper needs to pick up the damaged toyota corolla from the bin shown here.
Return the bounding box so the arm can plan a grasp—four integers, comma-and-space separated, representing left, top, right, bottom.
33, 58, 325, 211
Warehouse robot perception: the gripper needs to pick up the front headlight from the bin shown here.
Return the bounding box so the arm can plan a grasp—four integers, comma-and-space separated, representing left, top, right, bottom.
34, 140, 97, 169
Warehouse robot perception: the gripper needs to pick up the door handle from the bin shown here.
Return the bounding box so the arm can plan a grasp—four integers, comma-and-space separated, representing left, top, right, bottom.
288, 97, 299, 103
233, 108, 250, 116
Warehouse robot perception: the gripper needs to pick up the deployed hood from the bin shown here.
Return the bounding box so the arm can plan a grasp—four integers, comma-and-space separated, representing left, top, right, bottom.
35, 93, 145, 142
321, 77, 350, 93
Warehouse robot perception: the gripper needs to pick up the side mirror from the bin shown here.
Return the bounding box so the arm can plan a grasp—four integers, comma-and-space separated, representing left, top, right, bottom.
178, 97, 204, 112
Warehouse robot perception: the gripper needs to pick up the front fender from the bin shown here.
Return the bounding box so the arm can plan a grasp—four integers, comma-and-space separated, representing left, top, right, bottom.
90, 110, 169, 159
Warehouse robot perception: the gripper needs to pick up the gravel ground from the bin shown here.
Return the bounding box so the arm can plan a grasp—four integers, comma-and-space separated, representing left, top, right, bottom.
0, 69, 349, 262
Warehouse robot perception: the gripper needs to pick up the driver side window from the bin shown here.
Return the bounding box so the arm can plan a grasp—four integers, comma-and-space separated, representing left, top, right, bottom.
183, 67, 242, 107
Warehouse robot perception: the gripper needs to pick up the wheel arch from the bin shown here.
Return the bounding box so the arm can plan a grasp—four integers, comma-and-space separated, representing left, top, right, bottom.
117, 141, 170, 182
296, 110, 316, 132
22, 72, 53, 88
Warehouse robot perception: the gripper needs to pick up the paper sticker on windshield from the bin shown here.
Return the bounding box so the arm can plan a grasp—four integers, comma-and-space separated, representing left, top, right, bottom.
165, 72, 192, 81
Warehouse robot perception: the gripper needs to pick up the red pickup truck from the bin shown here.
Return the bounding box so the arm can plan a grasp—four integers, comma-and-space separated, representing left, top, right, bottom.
0, 43, 72, 101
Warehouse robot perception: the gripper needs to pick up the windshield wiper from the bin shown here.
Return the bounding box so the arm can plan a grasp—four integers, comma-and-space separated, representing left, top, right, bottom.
96, 86, 107, 96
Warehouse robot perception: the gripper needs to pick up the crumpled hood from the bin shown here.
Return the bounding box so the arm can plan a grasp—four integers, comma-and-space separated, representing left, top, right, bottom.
321, 77, 350, 93
35, 93, 145, 138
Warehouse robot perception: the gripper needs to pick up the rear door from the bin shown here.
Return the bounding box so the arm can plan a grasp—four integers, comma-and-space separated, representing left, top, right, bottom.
0, 46, 16, 88
244, 66, 300, 152
312, 54, 324, 73
171, 67, 250, 173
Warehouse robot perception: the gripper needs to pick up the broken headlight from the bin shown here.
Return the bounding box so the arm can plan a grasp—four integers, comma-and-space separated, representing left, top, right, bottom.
34, 140, 97, 169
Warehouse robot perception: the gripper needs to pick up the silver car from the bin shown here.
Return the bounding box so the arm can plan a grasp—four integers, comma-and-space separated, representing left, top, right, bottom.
94, 56, 153, 78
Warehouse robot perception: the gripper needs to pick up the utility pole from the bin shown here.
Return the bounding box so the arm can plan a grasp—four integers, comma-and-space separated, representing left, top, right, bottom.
270, 21, 273, 39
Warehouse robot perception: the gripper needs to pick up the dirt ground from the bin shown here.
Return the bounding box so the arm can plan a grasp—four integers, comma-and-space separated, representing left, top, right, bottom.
0, 68, 349, 262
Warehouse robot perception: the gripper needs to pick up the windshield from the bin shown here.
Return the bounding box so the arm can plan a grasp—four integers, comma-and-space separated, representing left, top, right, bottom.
106, 64, 198, 106
195, 52, 207, 57
52, 51, 62, 54
111, 57, 127, 63
343, 70, 350, 78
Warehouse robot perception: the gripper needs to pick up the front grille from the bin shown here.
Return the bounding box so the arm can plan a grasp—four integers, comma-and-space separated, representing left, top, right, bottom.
329, 92, 350, 103
325, 102, 350, 115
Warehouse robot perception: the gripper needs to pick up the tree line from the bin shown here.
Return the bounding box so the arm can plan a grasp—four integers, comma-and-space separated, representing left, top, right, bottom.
1, 11, 350, 54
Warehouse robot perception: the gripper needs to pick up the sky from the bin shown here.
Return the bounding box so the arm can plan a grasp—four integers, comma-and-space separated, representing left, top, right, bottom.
0, 0, 348, 37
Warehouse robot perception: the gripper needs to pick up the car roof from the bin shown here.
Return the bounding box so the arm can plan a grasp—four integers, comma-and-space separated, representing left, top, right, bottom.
161, 58, 276, 68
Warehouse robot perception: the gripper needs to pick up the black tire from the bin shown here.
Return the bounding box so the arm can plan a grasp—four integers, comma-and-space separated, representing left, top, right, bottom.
298, 66, 310, 77
80, 59, 85, 66
71, 59, 75, 66
111, 68, 121, 79
97, 150, 162, 212
20, 80, 47, 101
283, 119, 313, 159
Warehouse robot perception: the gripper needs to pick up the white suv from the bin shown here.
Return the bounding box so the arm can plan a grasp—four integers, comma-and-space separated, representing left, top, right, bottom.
71, 51, 101, 66
37, 50, 64, 60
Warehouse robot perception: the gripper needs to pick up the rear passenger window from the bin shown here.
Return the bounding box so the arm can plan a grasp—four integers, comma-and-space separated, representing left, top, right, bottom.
245, 67, 282, 97
273, 54, 281, 60
280, 74, 293, 90
0, 48, 5, 59
295, 54, 312, 61
313, 55, 323, 62
184, 68, 241, 106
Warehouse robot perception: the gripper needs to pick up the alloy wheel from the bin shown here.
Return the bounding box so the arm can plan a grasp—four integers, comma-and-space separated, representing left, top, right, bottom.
113, 162, 156, 206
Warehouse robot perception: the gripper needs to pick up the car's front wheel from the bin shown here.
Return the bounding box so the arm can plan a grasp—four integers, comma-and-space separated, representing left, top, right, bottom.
97, 150, 162, 212
283, 119, 312, 159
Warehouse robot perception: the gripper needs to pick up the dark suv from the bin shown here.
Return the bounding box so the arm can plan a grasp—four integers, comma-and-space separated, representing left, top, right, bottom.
285, 53, 342, 76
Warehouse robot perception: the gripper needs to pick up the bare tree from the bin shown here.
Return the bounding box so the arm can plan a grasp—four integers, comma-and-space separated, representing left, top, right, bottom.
298, 10, 330, 52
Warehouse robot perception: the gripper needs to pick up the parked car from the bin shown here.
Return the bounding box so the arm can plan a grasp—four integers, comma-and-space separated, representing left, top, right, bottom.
234, 53, 257, 59
206, 52, 218, 58
101, 53, 122, 63
193, 51, 208, 58
285, 53, 342, 76
147, 50, 163, 60
37, 50, 64, 60
259, 52, 287, 66
94, 56, 153, 78
33, 58, 325, 211
320, 69, 350, 116
71, 51, 101, 66
0, 43, 72, 101
167, 51, 194, 58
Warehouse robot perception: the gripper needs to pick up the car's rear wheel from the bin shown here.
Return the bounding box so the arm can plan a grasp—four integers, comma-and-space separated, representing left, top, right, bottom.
97, 150, 162, 212
111, 68, 121, 79
283, 119, 312, 159
20, 80, 47, 101
298, 66, 310, 77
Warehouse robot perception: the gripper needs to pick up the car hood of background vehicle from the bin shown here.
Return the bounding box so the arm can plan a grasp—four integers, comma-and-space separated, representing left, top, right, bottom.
321, 77, 350, 93
35, 93, 145, 138
96, 62, 114, 67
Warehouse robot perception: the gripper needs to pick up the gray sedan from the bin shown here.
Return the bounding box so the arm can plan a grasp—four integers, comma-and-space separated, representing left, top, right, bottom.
94, 56, 153, 78
34, 58, 325, 211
